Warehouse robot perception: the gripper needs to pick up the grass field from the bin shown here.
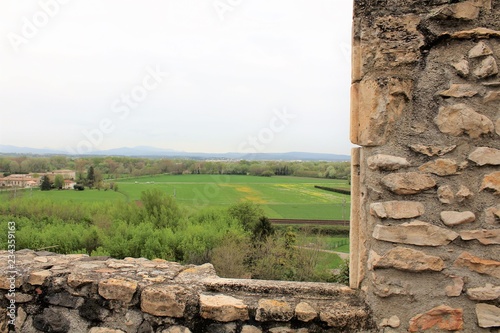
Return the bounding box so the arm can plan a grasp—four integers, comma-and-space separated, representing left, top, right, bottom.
114, 174, 350, 220
3, 175, 350, 220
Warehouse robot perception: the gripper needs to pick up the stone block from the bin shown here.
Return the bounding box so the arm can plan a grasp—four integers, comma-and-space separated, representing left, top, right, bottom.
319, 302, 369, 329
141, 285, 189, 317
469, 41, 493, 58
439, 83, 478, 97
199, 294, 249, 322
255, 299, 293, 322
434, 104, 494, 138
454, 252, 500, 279
476, 303, 500, 328
460, 229, 500, 245
28, 270, 52, 286
469, 147, 500, 166
440, 211, 475, 226
473, 56, 499, 79
467, 284, 500, 301
381, 172, 436, 195
372, 247, 444, 272
370, 201, 424, 219
373, 221, 459, 246
367, 154, 410, 171
480, 171, 500, 194
409, 144, 456, 157
295, 302, 317, 322
437, 185, 455, 204
409, 305, 463, 332
418, 159, 458, 176
98, 278, 137, 303
351, 78, 412, 146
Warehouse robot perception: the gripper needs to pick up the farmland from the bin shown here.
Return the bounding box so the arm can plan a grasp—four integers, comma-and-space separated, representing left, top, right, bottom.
116, 174, 351, 220
7, 174, 350, 220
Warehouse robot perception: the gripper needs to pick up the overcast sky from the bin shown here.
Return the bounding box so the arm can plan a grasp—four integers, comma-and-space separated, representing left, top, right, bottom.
0, 0, 353, 155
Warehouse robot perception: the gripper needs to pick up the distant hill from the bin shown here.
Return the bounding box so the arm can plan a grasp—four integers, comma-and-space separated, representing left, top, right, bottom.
0, 145, 350, 161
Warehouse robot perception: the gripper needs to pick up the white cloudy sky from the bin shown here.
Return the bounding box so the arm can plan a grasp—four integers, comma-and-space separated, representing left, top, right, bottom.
0, 0, 353, 155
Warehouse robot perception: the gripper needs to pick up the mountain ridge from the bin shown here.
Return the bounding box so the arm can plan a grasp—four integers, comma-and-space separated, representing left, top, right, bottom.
0, 145, 350, 161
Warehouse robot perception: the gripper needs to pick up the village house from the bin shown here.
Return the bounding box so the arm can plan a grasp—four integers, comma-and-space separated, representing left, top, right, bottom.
0, 174, 38, 188
0, 170, 76, 189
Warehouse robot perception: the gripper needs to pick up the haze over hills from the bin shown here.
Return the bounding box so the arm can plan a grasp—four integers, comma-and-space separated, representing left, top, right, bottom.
0, 145, 350, 161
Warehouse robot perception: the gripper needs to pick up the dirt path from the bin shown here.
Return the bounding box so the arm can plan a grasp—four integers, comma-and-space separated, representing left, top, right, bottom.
295, 246, 350, 260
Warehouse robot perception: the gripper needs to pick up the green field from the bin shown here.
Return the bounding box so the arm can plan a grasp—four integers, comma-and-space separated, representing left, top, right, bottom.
4, 175, 350, 220
116, 175, 350, 220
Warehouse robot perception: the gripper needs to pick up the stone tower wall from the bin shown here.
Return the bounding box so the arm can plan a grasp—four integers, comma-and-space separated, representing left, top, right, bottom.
349, 0, 500, 331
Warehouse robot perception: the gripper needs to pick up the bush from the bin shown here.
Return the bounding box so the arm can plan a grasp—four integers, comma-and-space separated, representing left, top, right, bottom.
260, 170, 274, 177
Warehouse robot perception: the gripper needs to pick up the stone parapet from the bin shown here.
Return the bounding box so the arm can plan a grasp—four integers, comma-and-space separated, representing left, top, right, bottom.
0, 250, 375, 333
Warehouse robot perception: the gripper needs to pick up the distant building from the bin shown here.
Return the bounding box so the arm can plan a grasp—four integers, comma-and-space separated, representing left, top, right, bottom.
0, 169, 76, 189
63, 179, 76, 190
0, 174, 38, 188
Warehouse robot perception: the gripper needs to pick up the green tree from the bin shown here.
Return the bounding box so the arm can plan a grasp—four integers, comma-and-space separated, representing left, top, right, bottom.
140, 188, 181, 229
253, 216, 274, 241
228, 202, 263, 231
40, 176, 51, 191
54, 175, 64, 189
86, 166, 95, 188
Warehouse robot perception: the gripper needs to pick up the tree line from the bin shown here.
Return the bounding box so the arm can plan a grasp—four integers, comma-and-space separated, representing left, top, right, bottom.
0, 155, 350, 181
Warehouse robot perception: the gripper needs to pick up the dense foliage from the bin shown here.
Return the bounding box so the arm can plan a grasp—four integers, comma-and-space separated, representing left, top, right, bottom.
0, 191, 347, 282
0, 155, 350, 181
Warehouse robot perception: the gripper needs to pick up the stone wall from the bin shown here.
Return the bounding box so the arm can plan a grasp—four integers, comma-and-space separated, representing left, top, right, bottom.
350, 0, 500, 331
0, 250, 375, 333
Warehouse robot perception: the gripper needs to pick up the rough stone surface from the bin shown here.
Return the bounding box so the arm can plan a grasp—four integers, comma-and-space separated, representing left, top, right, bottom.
452, 59, 470, 77
199, 294, 249, 322
381, 172, 436, 195
456, 185, 474, 202
409, 144, 456, 157
484, 90, 500, 103
33, 308, 71, 333
469, 147, 500, 166
88, 328, 126, 333
373, 221, 459, 246
240, 326, 262, 333
485, 205, 500, 224
469, 41, 494, 58
318, 302, 370, 329
370, 201, 425, 219
434, 104, 494, 138
467, 284, 500, 301
372, 247, 445, 272
437, 185, 455, 204
161, 326, 192, 333
408, 305, 463, 332
432, 1, 480, 20
445, 276, 464, 297
28, 270, 52, 285
439, 83, 478, 97
141, 285, 188, 318
480, 171, 500, 194
454, 252, 500, 279
460, 229, 500, 245
473, 55, 499, 79
255, 299, 293, 322
497, 117, 500, 136
476, 303, 500, 328
351, 77, 412, 146
418, 158, 458, 176
380, 315, 400, 328
367, 154, 410, 171
440, 211, 476, 226
294, 302, 317, 322
98, 278, 137, 303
